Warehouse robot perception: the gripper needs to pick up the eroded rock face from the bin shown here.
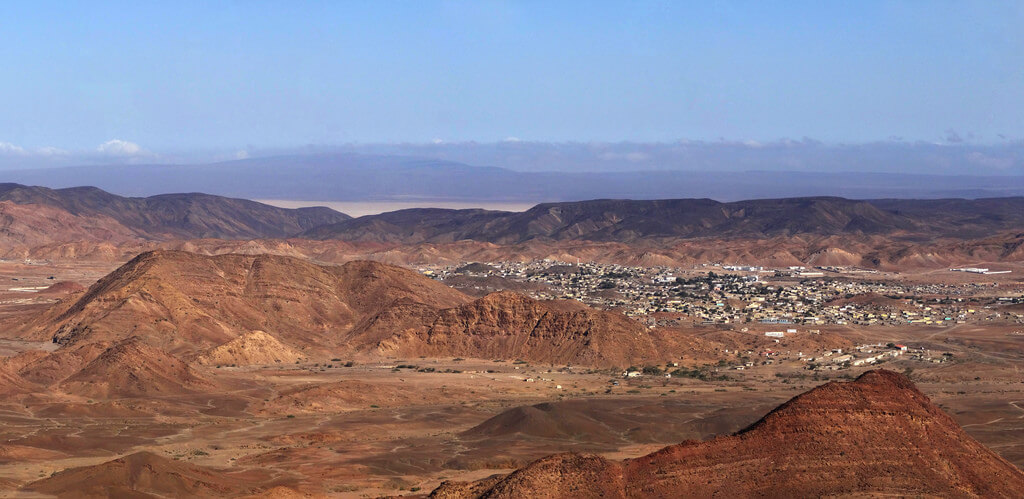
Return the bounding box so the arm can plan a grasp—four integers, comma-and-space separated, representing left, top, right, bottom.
433, 370, 1024, 498
375, 291, 659, 367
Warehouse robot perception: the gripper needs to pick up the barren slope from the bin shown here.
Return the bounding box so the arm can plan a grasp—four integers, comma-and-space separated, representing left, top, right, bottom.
59, 337, 216, 398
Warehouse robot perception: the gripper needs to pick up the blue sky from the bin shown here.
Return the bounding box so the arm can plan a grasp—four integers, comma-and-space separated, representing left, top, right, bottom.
0, 1, 1021, 155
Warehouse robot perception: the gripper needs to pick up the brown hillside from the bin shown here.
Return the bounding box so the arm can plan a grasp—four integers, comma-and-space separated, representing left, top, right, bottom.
20, 250, 469, 354
22, 451, 260, 497
433, 370, 1024, 498
0, 365, 35, 396
196, 330, 305, 366
60, 337, 215, 398
14, 341, 110, 385
0, 201, 137, 247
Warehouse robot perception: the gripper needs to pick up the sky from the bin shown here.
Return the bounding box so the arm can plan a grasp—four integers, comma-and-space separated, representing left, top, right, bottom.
0, 1, 1022, 160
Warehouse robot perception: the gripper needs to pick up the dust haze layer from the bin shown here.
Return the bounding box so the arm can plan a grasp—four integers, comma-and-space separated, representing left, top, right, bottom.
3, 152, 1023, 201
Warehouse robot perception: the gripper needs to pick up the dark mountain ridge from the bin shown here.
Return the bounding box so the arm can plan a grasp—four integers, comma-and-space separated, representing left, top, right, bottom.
304, 196, 1024, 243
0, 183, 350, 240
1, 180, 1022, 250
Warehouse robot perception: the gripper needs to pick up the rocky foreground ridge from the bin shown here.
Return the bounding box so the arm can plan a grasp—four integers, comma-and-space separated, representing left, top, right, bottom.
431, 370, 1024, 498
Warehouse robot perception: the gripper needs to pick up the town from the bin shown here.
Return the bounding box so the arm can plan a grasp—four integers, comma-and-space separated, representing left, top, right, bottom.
422, 259, 1024, 375
430, 260, 1023, 328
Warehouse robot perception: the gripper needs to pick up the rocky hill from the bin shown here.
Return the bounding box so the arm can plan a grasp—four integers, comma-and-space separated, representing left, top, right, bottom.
19, 250, 469, 353
432, 370, 1024, 498
0, 200, 138, 247
59, 337, 215, 398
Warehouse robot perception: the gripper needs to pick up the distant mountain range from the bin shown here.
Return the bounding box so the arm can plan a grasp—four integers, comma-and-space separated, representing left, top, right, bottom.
303, 197, 1024, 243
0, 183, 1022, 268
0, 183, 349, 241
2, 152, 1023, 201
4, 182, 1023, 246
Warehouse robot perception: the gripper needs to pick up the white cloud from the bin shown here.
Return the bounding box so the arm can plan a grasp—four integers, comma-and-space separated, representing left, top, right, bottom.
234, 150, 250, 160
97, 139, 145, 156
0, 142, 27, 155
35, 146, 68, 156
503, 136, 522, 143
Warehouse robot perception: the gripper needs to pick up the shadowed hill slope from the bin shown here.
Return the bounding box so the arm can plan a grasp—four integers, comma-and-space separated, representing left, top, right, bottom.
432, 370, 1024, 498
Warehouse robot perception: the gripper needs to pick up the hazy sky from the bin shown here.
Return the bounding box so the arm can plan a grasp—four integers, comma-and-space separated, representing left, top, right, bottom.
1, 1, 1022, 155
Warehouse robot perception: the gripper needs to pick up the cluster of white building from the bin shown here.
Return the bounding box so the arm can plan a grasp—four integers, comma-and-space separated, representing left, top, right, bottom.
949, 267, 1012, 275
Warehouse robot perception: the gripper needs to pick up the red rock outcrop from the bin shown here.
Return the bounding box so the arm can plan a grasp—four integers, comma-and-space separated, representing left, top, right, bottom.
416, 292, 654, 367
